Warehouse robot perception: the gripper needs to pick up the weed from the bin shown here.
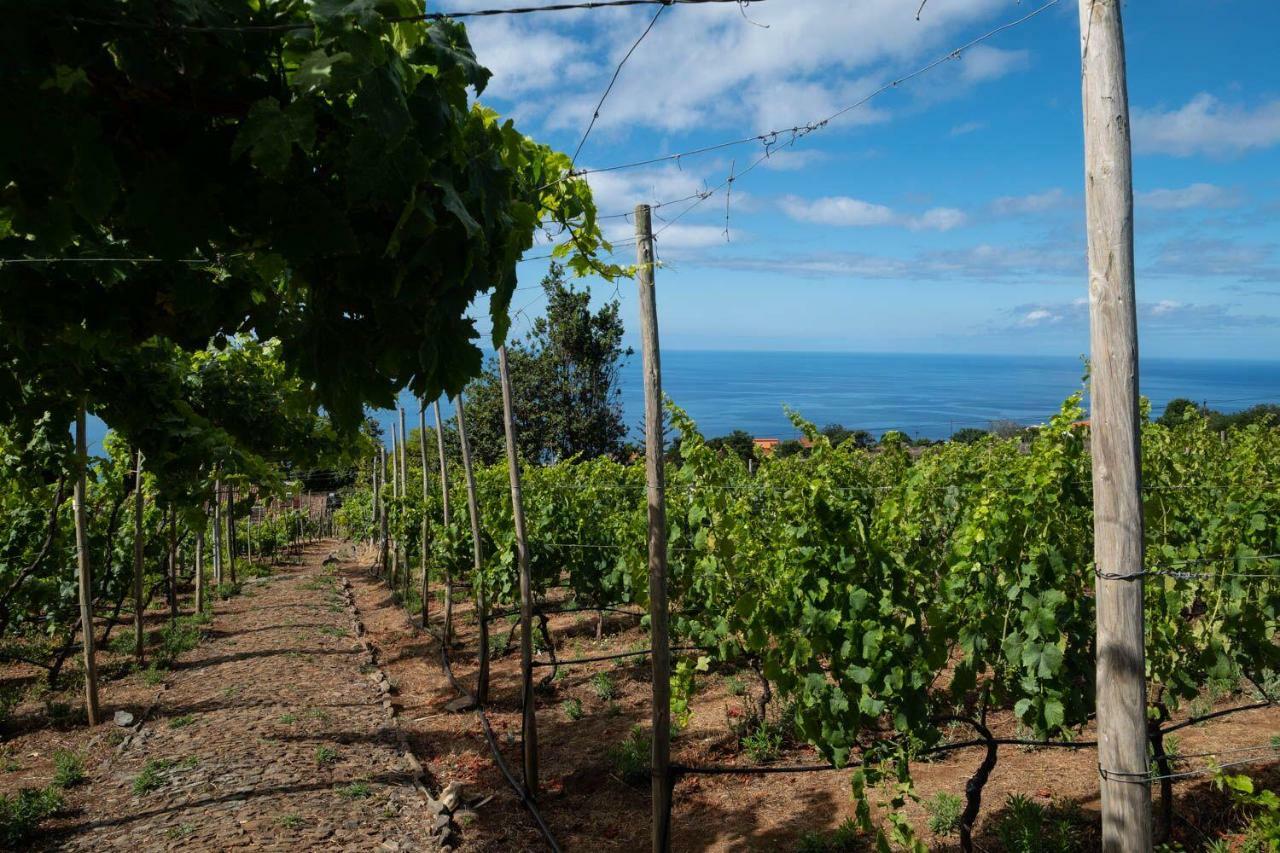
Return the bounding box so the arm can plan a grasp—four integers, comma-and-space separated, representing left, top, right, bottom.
562, 698, 584, 720
315, 745, 339, 765
222, 685, 241, 699
166, 823, 195, 839
991, 794, 1080, 853
606, 702, 623, 717
155, 617, 203, 667
336, 781, 371, 799
740, 719, 783, 764
318, 625, 347, 639
0, 786, 63, 847
925, 791, 964, 836
591, 672, 617, 701
796, 818, 861, 853
279, 814, 306, 829
132, 758, 174, 795
306, 708, 330, 722
1, 750, 21, 772
215, 582, 242, 600
278, 713, 297, 725
51, 749, 84, 787
725, 675, 746, 697
168, 714, 195, 729
142, 665, 166, 686
609, 725, 650, 785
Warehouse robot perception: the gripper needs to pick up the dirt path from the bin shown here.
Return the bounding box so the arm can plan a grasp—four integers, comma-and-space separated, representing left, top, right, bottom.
41, 542, 434, 852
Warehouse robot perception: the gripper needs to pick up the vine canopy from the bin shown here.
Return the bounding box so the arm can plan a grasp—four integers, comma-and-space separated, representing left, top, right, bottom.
0, 0, 607, 429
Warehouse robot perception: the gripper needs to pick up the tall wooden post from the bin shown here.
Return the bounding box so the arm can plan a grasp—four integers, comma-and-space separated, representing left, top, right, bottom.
227, 485, 237, 585
378, 445, 390, 577
636, 204, 671, 852
371, 455, 379, 549
73, 405, 100, 726
166, 507, 178, 620
434, 401, 454, 646
133, 449, 146, 666
1079, 2, 1150, 850
419, 404, 432, 627
399, 406, 410, 600
455, 394, 489, 705
212, 474, 222, 587
390, 425, 400, 587
194, 527, 205, 614
499, 346, 538, 794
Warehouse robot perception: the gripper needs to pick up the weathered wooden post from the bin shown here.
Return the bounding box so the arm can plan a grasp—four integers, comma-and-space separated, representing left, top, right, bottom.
73, 405, 100, 725
455, 394, 490, 705
635, 203, 672, 852
1079, 1, 1151, 849
434, 401, 454, 646
499, 345, 538, 794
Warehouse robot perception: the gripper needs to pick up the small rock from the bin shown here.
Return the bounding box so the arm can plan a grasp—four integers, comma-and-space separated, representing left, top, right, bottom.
113, 710, 135, 727
444, 696, 475, 713
425, 798, 446, 817
431, 813, 451, 833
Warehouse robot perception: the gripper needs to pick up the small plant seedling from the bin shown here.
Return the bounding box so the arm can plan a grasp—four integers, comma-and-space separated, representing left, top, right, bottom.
725, 675, 746, 696
925, 791, 964, 836
142, 665, 167, 686
0, 786, 63, 846
315, 745, 339, 765
168, 715, 195, 729
740, 720, 783, 764
279, 814, 305, 829
166, 823, 196, 839
306, 708, 330, 722
562, 698, 584, 720
609, 725, 650, 785
591, 672, 617, 701
51, 750, 85, 788
336, 781, 371, 799
132, 758, 174, 795
278, 713, 297, 725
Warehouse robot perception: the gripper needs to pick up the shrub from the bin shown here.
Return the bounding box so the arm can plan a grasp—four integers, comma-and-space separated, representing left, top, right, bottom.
795, 818, 861, 853
992, 794, 1078, 853
590, 672, 616, 701
925, 791, 964, 836
740, 719, 783, 764
609, 725, 650, 785
562, 698, 584, 720
132, 758, 173, 795
315, 745, 339, 765
51, 749, 84, 788
0, 786, 62, 847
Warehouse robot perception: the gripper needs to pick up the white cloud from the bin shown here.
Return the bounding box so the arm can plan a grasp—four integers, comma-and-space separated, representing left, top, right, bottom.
990, 188, 1070, 216
1136, 183, 1238, 211
1000, 299, 1280, 332
460, 0, 1031, 138
949, 120, 985, 137
1133, 94, 1280, 157
779, 196, 967, 231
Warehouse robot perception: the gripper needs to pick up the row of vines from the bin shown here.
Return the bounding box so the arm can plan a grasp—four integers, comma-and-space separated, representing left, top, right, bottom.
339, 396, 1280, 847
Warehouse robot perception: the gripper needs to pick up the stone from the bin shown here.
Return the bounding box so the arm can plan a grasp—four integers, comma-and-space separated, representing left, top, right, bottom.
113, 710, 135, 727
443, 696, 475, 713
431, 813, 451, 833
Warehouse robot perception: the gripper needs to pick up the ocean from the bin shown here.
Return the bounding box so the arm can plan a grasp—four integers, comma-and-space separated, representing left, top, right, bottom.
386, 351, 1280, 444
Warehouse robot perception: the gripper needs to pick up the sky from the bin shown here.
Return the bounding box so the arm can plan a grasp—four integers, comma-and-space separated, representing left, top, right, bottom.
444, 0, 1280, 360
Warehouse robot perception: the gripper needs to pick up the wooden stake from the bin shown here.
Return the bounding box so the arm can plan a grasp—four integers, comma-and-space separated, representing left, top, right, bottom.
390, 424, 400, 587
499, 345, 538, 794
227, 485, 237, 585
194, 527, 205, 614
212, 474, 222, 587
167, 507, 178, 620
1079, 2, 1150, 849
419, 403, 432, 627
434, 401, 454, 646
635, 203, 671, 853
454, 393, 489, 705
399, 406, 410, 601
73, 404, 100, 726
378, 445, 390, 577
133, 449, 146, 666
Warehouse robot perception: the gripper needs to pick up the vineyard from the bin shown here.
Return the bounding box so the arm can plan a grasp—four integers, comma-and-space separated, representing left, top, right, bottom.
2, 0, 1278, 851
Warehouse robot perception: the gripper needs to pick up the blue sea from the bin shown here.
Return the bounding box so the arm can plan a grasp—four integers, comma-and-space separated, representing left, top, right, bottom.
385, 351, 1280, 444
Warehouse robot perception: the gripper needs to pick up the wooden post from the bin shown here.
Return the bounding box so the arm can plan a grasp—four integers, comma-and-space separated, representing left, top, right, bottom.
434, 401, 454, 646
390, 424, 400, 588
635, 203, 671, 852
378, 445, 390, 577
454, 393, 489, 705
133, 449, 146, 666
419, 404, 432, 627
226, 485, 237, 585
1079, 2, 1150, 850
167, 507, 178, 620
371, 455, 379, 549
212, 474, 222, 587
399, 406, 410, 601
499, 346, 538, 794
194, 527, 205, 614
73, 405, 100, 726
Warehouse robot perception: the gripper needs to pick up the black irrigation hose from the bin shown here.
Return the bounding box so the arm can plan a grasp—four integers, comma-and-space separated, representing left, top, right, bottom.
437, 622, 563, 853
531, 644, 712, 668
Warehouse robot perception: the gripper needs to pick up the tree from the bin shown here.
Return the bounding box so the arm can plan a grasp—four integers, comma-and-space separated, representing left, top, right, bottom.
951, 427, 989, 445
464, 263, 632, 465
819, 423, 875, 450
707, 431, 756, 461
1158, 398, 1205, 426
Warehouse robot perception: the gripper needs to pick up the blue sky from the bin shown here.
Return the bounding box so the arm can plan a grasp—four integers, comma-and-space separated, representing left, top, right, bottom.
450, 0, 1280, 360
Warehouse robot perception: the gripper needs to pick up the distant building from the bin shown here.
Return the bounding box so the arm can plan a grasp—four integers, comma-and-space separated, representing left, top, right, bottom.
752, 437, 781, 455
